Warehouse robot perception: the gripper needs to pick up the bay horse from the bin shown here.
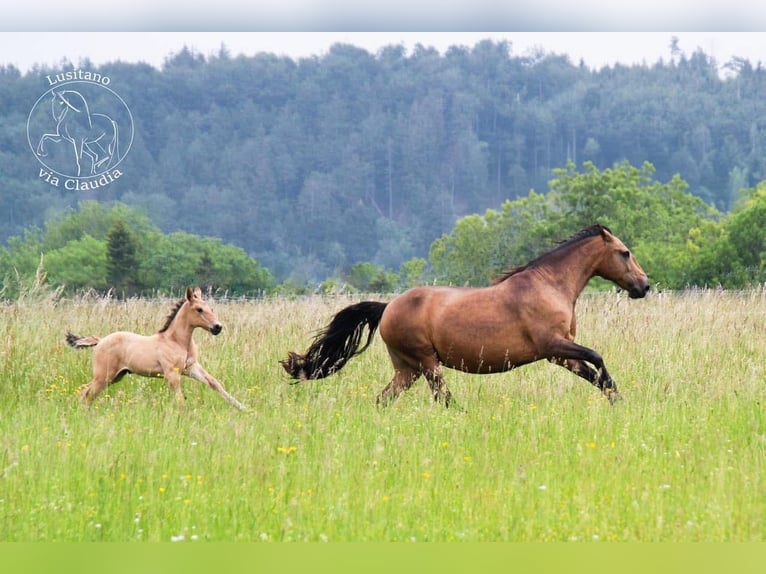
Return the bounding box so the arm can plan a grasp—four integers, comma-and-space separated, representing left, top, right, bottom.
281, 224, 650, 407
66, 287, 245, 410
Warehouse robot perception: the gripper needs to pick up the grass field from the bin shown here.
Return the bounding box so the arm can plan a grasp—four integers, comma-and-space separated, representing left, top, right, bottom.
0, 289, 764, 541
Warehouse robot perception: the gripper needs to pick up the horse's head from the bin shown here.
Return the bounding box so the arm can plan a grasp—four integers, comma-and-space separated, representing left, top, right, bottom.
185, 286, 223, 335
594, 226, 650, 299
50, 90, 89, 123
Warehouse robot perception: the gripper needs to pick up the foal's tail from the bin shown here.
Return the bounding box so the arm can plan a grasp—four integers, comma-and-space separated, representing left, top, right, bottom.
281, 301, 388, 381
65, 332, 101, 349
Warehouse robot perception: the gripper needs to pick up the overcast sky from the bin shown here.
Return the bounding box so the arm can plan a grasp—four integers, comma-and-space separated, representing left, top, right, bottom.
1, 32, 765, 74
1, 1, 765, 73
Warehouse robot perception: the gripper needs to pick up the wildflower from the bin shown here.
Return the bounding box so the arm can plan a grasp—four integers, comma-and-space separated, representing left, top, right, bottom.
277, 446, 298, 455
421, 472, 431, 479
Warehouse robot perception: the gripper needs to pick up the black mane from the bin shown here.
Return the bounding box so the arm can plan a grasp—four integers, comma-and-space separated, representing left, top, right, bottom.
158, 298, 185, 333
493, 224, 610, 284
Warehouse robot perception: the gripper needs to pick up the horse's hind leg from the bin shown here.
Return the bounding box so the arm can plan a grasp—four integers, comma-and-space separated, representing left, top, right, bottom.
423, 363, 453, 407
79, 368, 127, 406
376, 366, 420, 407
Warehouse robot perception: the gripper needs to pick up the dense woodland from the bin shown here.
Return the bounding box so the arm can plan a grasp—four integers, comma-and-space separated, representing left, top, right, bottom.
2, 38, 766, 294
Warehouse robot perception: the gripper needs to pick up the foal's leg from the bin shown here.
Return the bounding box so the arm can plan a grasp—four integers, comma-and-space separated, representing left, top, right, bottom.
164, 368, 186, 407
79, 363, 126, 406
546, 339, 620, 403
186, 362, 246, 411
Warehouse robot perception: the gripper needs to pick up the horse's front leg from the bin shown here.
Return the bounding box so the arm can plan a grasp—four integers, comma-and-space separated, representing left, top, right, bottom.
164, 368, 186, 407
546, 339, 621, 403
36, 133, 61, 156
186, 362, 246, 411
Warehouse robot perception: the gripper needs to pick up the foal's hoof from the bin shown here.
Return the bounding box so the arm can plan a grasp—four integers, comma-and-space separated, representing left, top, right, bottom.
605, 389, 622, 404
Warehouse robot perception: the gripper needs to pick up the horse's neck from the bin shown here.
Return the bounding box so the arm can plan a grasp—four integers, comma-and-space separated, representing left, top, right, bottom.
538, 240, 602, 300
163, 308, 195, 348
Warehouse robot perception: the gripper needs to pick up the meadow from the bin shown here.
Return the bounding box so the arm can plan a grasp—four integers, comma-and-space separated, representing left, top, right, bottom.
0, 288, 764, 542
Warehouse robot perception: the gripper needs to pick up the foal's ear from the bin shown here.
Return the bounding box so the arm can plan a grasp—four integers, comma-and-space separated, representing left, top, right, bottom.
185, 286, 195, 301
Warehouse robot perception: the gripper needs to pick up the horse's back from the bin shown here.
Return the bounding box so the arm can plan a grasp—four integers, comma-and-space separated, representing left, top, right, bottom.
380, 283, 544, 373
91, 331, 165, 374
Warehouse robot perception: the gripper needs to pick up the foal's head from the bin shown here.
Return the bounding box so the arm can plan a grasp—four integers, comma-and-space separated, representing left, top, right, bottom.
162, 287, 223, 335
593, 226, 650, 299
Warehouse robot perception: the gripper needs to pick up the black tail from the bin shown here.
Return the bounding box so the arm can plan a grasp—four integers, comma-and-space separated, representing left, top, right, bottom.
281, 301, 388, 381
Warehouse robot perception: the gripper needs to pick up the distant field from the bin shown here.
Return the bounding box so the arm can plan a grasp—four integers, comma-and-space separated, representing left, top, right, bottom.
0, 289, 764, 541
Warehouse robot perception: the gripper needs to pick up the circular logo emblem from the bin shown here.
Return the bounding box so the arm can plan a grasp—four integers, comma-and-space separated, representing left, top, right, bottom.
27, 75, 134, 189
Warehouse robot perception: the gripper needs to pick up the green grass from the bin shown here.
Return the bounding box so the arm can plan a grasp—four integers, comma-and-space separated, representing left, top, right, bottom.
0, 290, 764, 541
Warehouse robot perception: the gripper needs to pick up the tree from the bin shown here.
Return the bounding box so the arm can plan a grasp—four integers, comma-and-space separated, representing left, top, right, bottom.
45, 235, 107, 293
106, 220, 141, 297
428, 161, 719, 289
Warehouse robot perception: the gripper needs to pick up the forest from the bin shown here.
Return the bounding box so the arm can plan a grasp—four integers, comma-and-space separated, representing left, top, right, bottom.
2, 38, 766, 295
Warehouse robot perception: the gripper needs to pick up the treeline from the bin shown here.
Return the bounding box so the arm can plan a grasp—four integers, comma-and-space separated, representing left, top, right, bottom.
2, 38, 766, 284
3, 161, 766, 297
0, 202, 275, 298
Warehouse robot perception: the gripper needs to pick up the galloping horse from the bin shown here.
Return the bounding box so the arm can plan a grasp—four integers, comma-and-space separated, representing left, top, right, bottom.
67, 287, 245, 410
282, 225, 649, 406
36, 90, 120, 176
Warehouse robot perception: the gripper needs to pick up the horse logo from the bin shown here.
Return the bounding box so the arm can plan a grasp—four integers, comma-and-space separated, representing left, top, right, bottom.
27, 76, 133, 187
36, 90, 121, 176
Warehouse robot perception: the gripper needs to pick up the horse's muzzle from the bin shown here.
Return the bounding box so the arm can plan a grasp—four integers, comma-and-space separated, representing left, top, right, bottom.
628, 282, 650, 299
210, 323, 223, 335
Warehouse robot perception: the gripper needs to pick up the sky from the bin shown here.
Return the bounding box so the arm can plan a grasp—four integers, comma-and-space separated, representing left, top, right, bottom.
1, 32, 765, 75
1, 1, 765, 73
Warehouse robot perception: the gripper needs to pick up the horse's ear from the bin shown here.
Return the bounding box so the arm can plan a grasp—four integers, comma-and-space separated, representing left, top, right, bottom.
192, 286, 203, 299
185, 286, 194, 301
598, 224, 614, 242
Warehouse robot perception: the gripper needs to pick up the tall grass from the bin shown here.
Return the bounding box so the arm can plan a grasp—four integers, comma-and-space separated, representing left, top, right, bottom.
0, 290, 764, 541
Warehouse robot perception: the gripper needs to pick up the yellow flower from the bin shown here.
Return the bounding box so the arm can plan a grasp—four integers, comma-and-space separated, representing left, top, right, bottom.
421, 472, 432, 479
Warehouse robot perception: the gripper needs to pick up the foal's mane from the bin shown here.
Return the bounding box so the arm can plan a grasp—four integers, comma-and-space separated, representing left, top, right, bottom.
492, 224, 610, 284
159, 298, 186, 333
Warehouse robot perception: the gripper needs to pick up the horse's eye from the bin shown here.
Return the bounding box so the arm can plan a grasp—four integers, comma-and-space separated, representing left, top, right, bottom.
621, 250, 630, 259
196, 307, 204, 313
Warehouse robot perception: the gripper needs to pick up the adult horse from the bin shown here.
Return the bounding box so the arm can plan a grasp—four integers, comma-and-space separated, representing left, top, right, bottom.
67, 287, 245, 410
282, 224, 649, 406
36, 90, 120, 176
